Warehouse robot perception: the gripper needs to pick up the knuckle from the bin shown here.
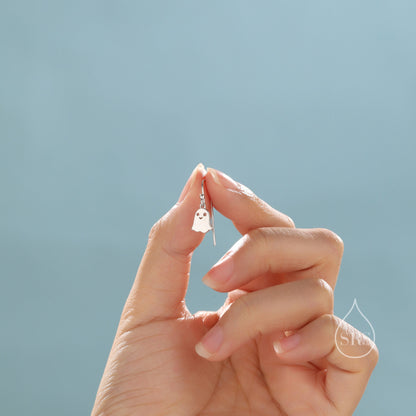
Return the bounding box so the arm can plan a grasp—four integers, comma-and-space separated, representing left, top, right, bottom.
148, 217, 165, 243
358, 337, 379, 369
315, 228, 344, 256
231, 293, 263, 338
321, 313, 339, 333
285, 215, 296, 228
319, 314, 339, 343
331, 317, 379, 370
356, 337, 379, 370
233, 294, 255, 323
148, 221, 160, 242
247, 227, 271, 248
368, 342, 380, 368
307, 278, 334, 313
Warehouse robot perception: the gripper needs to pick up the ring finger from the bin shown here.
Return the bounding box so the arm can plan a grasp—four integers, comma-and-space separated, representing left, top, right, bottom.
195, 277, 334, 361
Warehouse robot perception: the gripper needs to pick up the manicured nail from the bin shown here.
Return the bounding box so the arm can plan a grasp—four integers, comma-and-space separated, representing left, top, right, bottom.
202, 255, 234, 289
273, 333, 301, 354
208, 168, 239, 190
178, 163, 205, 203
195, 325, 224, 359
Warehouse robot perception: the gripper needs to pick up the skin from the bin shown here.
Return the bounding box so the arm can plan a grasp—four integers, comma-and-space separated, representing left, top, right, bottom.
91, 165, 378, 416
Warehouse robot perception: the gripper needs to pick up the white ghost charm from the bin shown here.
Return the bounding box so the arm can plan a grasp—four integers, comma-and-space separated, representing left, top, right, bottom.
192, 208, 212, 233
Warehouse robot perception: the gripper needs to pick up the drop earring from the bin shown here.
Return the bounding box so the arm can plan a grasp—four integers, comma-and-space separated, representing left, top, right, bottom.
192, 179, 216, 246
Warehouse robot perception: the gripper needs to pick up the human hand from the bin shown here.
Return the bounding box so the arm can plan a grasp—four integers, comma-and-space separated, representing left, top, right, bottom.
91, 164, 378, 416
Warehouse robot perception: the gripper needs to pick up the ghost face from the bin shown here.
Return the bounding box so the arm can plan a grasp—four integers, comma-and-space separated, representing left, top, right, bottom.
192, 208, 212, 233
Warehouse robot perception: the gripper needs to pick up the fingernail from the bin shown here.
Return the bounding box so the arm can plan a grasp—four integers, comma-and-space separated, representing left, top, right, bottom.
208, 168, 239, 190
195, 325, 223, 359
202, 255, 234, 289
178, 163, 205, 203
273, 333, 301, 354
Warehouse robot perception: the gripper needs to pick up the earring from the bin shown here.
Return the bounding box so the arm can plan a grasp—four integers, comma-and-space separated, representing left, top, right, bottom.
192, 179, 216, 246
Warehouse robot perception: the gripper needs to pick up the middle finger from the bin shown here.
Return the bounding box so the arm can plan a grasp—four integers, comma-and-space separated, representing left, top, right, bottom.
202, 227, 344, 292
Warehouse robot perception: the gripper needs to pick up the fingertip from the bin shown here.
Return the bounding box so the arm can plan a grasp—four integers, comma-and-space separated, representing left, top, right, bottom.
195, 342, 210, 359
198, 162, 207, 178
202, 255, 234, 291
178, 163, 206, 204
195, 325, 224, 360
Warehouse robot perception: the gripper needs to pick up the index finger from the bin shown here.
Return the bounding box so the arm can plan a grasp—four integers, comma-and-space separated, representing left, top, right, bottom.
205, 168, 295, 234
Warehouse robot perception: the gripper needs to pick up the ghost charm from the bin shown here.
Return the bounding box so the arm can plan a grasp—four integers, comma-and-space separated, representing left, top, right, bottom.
192, 208, 212, 233
192, 178, 216, 245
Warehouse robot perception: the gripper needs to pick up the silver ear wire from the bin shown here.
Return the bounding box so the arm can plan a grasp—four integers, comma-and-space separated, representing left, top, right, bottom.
211, 197, 216, 246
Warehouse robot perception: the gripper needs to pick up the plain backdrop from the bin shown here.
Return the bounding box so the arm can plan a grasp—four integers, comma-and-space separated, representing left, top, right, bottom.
1, 1, 415, 414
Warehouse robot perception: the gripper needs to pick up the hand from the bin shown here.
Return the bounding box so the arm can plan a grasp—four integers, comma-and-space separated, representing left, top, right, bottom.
91, 165, 378, 416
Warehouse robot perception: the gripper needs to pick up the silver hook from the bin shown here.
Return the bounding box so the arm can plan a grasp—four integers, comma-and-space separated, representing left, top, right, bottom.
200, 179, 206, 209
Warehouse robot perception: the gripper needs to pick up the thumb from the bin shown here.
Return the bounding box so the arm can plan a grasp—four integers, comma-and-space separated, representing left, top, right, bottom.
119, 163, 207, 332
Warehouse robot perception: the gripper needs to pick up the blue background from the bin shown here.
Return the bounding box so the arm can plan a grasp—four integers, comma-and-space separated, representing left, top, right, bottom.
1, 1, 415, 414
